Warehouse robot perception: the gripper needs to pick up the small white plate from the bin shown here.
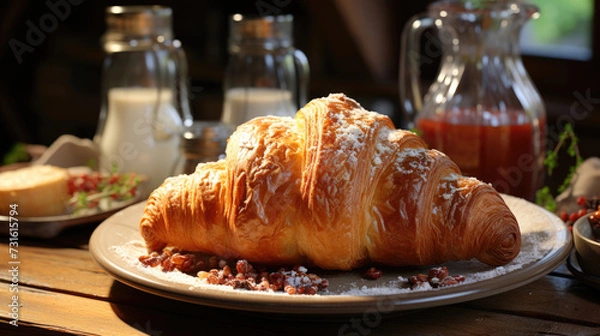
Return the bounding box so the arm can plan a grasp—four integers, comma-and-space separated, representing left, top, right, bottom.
89, 195, 572, 314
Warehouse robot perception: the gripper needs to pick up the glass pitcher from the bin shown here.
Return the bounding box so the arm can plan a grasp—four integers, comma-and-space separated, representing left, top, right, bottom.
221, 14, 309, 128
400, 0, 546, 201
95, 5, 193, 195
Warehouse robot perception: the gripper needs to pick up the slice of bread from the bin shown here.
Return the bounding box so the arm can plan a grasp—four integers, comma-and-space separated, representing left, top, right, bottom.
0, 165, 69, 217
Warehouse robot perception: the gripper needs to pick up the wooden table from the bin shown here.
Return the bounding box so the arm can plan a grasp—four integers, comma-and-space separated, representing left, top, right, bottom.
1, 220, 599, 336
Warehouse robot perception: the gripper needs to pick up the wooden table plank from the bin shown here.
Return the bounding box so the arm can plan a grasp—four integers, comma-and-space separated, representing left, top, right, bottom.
463, 275, 600, 326
1, 284, 599, 336
0, 243, 113, 297
0, 284, 149, 335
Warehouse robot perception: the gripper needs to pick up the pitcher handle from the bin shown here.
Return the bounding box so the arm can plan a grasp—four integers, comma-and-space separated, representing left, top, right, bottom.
148, 41, 193, 140
169, 40, 193, 127
149, 44, 166, 140
293, 49, 310, 109
399, 15, 434, 129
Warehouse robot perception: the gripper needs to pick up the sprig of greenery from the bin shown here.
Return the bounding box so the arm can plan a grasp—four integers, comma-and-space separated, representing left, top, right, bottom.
535, 123, 582, 212
409, 127, 423, 137
3, 143, 29, 165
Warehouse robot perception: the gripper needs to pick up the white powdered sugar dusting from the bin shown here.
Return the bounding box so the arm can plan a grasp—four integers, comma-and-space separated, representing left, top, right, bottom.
370, 128, 394, 178
440, 173, 465, 200
330, 111, 369, 156
395, 148, 431, 181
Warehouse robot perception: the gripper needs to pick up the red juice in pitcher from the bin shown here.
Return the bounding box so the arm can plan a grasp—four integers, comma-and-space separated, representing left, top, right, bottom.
417, 110, 545, 200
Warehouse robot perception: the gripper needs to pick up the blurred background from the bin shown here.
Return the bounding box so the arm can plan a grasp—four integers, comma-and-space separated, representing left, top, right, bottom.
0, 0, 598, 187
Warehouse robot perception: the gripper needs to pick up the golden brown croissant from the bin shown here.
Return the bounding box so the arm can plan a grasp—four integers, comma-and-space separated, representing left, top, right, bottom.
140, 94, 521, 270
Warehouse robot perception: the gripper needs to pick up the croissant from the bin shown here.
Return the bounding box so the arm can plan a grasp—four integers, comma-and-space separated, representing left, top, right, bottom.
139, 94, 521, 270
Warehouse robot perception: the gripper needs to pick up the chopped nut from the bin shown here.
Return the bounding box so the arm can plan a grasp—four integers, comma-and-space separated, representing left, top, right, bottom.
197, 271, 209, 280
139, 248, 328, 295
208, 256, 219, 269
235, 260, 252, 274
363, 267, 383, 280
222, 265, 232, 277
407, 267, 465, 290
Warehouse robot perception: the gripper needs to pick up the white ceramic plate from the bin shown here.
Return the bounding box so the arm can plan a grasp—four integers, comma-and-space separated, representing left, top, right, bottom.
0, 197, 141, 239
89, 195, 571, 314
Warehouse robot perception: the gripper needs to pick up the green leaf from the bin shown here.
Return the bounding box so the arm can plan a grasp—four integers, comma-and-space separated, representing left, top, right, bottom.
535, 122, 583, 212
3, 143, 29, 165
409, 127, 423, 137
535, 186, 556, 212
543, 150, 558, 176
86, 159, 98, 170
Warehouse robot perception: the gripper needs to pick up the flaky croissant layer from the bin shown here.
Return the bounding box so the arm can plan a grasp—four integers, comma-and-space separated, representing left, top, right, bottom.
140, 94, 521, 270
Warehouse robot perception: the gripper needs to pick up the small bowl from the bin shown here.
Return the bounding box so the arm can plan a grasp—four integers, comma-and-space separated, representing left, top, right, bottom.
573, 216, 600, 278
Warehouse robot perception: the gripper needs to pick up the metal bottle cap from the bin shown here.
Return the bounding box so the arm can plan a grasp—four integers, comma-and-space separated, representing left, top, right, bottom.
103, 6, 173, 52
228, 14, 293, 52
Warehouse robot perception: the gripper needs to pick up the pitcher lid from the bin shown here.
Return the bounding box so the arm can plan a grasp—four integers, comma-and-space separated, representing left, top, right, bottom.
228, 14, 294, 52
102, 6, 173, 52
429, 0, 539, 18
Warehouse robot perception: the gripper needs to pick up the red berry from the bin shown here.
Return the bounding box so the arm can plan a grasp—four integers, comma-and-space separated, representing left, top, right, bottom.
577, 208, 588, 218
577, 196, 587, 207
109, 174, 119, 184
569, 212, 579, 222
559, 211, 569, 222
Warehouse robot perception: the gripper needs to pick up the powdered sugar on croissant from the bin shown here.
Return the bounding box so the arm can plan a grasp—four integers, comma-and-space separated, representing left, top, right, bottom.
140, 94, 521, 270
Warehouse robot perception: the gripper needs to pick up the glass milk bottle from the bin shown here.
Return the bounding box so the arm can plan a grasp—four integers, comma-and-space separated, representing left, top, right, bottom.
400, 0, 546, 201
221, 14, 309, 128
95, 6, 192, 196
